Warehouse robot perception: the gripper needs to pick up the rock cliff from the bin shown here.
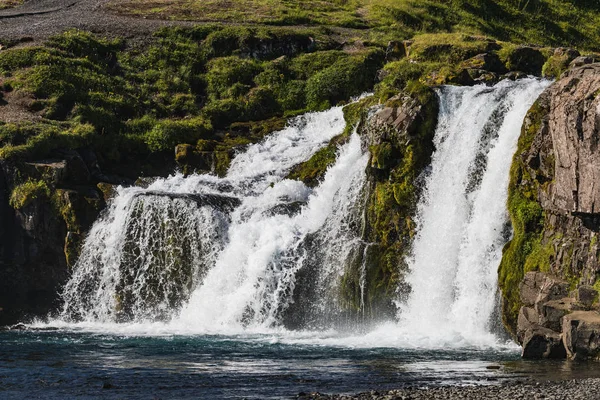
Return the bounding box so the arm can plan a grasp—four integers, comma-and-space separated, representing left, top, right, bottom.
500, 61, 600, 359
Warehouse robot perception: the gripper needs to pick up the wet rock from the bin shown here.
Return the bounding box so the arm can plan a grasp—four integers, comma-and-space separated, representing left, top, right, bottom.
134, 191, 241, 212
562, 311, 600, 359
522, 326, 567, 359
503, 71, 528, 80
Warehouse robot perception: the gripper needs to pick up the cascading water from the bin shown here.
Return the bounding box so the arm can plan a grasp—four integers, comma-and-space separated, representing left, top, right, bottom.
55, 79, 549, 350
397, 78, 550, 347
58, 105, 369, 332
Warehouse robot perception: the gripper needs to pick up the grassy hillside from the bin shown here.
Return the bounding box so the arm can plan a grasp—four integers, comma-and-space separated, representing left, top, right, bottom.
106, 0, 600, 50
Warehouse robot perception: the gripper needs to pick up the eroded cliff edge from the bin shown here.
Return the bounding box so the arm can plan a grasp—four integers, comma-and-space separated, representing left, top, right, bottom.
500, 61, 600, 359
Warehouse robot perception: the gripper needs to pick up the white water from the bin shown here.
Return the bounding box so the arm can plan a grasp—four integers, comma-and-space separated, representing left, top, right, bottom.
58, 105, 369, 333
48, 80, 549, 351
398, 78, 550, 347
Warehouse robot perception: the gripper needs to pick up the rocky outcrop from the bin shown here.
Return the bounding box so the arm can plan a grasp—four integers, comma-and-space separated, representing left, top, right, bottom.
0, 148, 112, 325
502, 63, 600, 359
338, 89, 438, 320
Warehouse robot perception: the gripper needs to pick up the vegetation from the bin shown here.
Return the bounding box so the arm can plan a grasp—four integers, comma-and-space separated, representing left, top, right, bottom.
9, 179, 51, 209
0, 28, 384, 177
106, 0, 600, 51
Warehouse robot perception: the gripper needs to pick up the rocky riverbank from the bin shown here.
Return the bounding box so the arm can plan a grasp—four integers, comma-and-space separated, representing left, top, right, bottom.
301, 378, 600, 400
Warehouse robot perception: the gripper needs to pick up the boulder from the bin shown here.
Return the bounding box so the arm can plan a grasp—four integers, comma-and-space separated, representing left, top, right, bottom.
522, 326, 567, 359
534, 275, 570, 312
539, 297, 581, 332
504, 46, 546, 75
576, 285, 598, 309
462, 53, 507, 74
562, 311, 600, 359
23, 160, 67, 185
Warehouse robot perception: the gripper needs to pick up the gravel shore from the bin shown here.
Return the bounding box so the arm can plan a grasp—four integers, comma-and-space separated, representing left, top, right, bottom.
299, 378, 600, 400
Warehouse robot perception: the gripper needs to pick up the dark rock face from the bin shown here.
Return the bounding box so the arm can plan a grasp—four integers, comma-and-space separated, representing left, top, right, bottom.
0, 149, 109, 326
522, 326, 567, 359
505, 46, 546, 75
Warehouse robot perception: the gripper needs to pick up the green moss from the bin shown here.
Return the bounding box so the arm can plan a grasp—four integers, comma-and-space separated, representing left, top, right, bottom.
286, 138, 341, 187
9, 179, 51, 210
286, 97, 375, 186
145, 117, 212, 152
370, 142, 394, 169
306, 49, 384, 110
542, 54, 571, 78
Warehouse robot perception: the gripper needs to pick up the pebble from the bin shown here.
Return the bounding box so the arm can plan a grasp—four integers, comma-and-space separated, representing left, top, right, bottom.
298, 378, 600, 400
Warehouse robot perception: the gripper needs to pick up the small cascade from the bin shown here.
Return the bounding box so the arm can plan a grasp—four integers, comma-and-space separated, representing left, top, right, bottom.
399, 78, 550, 346
59, 105, 369, 330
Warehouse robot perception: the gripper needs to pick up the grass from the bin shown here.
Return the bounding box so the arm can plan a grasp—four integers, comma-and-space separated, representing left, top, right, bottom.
105, 0, 600, 51
0, 28, 385, 177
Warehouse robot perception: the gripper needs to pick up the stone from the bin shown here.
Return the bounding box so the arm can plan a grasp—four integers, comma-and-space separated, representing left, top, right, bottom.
534, 275, 570, 311
562, 311, 600, 359
576, 285, 598, 309
569, 56, 599, 68
520, 271, 548, 306
539, 297, 580, 332
503, 71, 528, 80
522, 326, 567, 359
24, 160, 67, 185
54, 149, 91, 184
517, 306, 539, 344
505, 46, 546, 75
462, 53, 507, 74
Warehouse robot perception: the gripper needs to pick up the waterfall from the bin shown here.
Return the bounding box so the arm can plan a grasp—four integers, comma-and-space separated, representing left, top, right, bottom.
398, 78, 550, 346
55, 79, 549, 349
59, 105, 369, 331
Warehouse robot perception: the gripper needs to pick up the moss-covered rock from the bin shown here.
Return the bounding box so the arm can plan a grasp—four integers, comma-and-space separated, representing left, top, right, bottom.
339, 86, 439, 319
